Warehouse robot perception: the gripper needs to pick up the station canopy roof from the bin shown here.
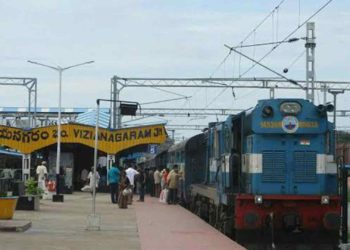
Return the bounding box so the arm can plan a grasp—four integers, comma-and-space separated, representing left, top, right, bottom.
76, 110, 110, 128
76, 110, 167, 129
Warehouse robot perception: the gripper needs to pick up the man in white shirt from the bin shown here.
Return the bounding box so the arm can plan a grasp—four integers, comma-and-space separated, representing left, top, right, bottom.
153, 168, 162, 197
36, 161, 48, 191
87, 166, 100, 195
125, 166, 139, 186
125, 165, 139, 204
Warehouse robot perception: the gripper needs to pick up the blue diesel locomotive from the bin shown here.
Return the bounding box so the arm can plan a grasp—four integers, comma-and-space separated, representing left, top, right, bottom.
167, 98, 340, 249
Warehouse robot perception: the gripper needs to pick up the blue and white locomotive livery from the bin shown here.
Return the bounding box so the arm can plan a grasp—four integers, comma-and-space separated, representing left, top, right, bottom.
162, 98, 340, 249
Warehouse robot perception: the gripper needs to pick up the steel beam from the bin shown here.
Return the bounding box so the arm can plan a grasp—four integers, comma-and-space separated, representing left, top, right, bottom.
1, 107, 350, 119
0, 77, 37, 127
111, 76, 350, 91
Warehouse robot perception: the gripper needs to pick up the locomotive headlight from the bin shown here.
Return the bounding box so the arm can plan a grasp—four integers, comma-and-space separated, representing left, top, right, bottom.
254, 195, 263, 204
321, 195, 330, 204
280, 102, 301, 115
262, 106, 273, 117
316, 104, 327, 116
326, 103, 334, 112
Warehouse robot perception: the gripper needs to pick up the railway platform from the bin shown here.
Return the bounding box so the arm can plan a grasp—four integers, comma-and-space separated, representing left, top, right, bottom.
0, 193, 244, 250
135, 196, 244, 250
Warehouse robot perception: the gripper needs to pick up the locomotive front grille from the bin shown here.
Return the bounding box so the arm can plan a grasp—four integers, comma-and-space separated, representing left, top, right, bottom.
262, 151, 286, 183
294, 151, 317, 183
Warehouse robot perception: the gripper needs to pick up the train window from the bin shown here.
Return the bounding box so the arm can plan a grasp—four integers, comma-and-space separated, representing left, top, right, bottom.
170, 152, 175, 163
180, 151, 184, 162
176, 152, 181, 162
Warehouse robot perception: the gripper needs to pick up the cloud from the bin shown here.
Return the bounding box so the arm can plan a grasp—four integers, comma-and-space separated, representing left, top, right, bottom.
0, 0, 349, 138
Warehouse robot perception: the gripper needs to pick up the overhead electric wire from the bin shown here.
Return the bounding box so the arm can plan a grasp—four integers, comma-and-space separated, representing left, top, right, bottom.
122, 114, 168, 125
140, 96, 191, 105
209, 0, 287, 78
206, 0, 287, 105
204, 88, 228, 109
209, 51, 232, 78
232, 51, 236, 80
239, 0, 286, 46
276, 6, 279, 42
252, 31, 256, 68
227, 47, 304, 89
272, 9, 275, 45
238, 45, 242, 77
128, 79, 188, 98
205, 0, 334, 110
229, 38, 301, 49
286, 50, 305, 70
239, 0, 335, 78
298, 0, 301, 26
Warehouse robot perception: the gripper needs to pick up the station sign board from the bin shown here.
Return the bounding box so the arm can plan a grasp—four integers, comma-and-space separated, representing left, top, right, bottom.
0, 123, 167, 154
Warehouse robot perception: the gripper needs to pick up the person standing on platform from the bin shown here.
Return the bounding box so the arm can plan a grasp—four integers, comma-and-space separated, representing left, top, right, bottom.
118, 170, 131, 208
167, 165, 179, 204
137, 167, 147, 202
125, 165, 139, 204
36, 161, 48, 191
65, 165, 73, 193
80, 168, 89, 188
107, 164, 120, 204
161, 168, 170, 190
153, 167, 161, 197
148, 168, 154, 196
87, 166, 100, 196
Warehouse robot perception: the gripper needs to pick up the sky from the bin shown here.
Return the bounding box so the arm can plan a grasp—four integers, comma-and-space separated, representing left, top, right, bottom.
0, 0, 349, 140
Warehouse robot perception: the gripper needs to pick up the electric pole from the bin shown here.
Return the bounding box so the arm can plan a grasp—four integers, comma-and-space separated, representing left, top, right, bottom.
305, 22, 316, 103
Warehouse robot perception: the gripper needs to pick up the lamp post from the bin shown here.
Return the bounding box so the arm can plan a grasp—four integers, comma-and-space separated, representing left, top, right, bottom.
87, 99, 139, 230
328, 88, 346, 244
28, 60, 94, 201
328, 89, 345, 156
